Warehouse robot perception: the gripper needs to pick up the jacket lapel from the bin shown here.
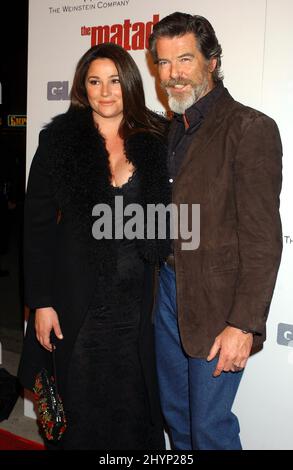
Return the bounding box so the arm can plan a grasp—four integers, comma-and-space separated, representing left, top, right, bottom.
173, 90, 236, 191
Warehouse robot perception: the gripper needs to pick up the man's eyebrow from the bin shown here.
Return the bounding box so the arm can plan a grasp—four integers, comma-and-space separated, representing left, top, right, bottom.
177, 53, 195, 59
157, 53, 195, 61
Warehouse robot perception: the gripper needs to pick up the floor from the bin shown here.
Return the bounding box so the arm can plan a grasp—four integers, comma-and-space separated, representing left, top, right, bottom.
0, 208, 44, 445
0, 327, 43, 444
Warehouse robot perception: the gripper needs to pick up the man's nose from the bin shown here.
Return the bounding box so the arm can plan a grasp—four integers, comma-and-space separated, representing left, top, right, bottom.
169, 62, 180, 80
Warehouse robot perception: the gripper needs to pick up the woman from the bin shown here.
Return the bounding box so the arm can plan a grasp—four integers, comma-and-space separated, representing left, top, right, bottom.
18, 43, 170, 450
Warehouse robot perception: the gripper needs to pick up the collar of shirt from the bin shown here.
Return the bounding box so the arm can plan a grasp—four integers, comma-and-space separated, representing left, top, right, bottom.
174, 81, 225, 133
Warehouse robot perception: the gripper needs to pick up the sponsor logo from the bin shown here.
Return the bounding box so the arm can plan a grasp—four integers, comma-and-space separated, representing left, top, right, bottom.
96, 1, 131, 9
81, 13, 159, 49
277, 323, 293, 347
7, 115, 27, 127
49, 1, 131, 14
47, 81, 70, 101
284, 235, 293, 245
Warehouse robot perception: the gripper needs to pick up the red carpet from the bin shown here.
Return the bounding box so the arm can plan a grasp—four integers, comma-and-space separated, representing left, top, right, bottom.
0, 428, 45, 450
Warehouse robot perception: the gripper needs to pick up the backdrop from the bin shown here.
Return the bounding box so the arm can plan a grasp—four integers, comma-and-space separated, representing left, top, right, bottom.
26, 0, 293, 450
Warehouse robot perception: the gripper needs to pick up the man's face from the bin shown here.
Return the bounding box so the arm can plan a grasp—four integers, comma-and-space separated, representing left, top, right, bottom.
156, 33, 216, 114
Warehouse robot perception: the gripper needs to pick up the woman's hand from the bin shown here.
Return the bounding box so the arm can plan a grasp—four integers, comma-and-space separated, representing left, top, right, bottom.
35, 307, 63, 352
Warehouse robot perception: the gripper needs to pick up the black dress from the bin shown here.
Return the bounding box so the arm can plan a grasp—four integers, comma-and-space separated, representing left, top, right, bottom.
59, 171, 163, 450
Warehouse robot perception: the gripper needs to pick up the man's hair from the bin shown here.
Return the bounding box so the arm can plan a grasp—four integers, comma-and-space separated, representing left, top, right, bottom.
148, 12, 223, 83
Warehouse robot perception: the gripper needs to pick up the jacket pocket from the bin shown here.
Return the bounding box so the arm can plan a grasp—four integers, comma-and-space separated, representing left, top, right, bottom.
208, 245, 239, 274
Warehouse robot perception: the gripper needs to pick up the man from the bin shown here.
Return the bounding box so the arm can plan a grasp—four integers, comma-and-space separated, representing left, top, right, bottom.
148, 12, 282, 450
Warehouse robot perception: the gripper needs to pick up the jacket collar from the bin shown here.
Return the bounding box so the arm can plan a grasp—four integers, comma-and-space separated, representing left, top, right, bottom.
173, 88, 236, 186
174, 81, 224, 131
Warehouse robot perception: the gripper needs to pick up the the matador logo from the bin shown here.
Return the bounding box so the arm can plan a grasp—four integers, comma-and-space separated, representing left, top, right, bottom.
81, 14, 159, 49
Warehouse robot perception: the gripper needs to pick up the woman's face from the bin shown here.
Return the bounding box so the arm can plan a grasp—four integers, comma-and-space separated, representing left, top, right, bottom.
85, 58, 123, 123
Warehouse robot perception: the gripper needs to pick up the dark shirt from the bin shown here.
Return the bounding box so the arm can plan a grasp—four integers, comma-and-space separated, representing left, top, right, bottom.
168, 81, 224, 182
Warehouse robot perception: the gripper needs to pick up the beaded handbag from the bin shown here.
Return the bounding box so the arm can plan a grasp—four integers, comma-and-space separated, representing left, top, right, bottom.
33, 346, 67, 441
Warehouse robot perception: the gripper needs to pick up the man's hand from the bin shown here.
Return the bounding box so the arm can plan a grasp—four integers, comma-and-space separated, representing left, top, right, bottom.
35, 307, 63, 352
207, 326, 253, 377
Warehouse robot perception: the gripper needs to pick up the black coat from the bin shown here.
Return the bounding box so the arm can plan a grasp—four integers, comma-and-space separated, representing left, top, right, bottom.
18, 107, 170, 424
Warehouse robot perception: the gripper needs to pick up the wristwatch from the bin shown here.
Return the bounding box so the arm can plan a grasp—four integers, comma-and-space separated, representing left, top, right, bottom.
226, 321, 256, 335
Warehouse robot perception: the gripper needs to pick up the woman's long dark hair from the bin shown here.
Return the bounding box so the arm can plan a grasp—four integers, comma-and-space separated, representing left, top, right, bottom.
70, 43, 166, 138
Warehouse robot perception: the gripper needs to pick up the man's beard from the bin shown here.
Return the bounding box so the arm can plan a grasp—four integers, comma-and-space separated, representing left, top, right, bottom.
162, 77, 209, 114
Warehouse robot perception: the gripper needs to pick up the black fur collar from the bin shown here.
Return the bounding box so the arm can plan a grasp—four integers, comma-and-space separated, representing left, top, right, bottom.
45, 107, 171, 265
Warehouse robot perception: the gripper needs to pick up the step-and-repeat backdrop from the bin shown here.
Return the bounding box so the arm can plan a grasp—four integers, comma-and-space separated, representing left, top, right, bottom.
26, 0, 293, 449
